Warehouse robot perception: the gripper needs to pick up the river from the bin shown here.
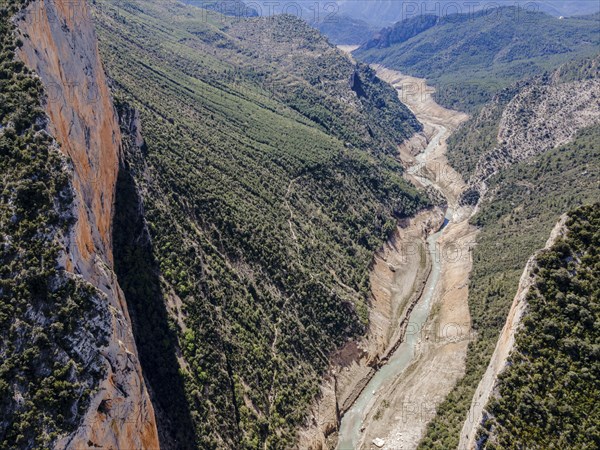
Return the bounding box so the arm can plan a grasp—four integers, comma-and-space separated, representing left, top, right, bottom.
335, 67, 473, 450
337, 130, 453, 450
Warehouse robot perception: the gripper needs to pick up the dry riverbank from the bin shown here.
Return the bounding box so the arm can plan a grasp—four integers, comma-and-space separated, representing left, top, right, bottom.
346, 68, 476, 450
299, 65, 477, 450
298, 207, 445, 449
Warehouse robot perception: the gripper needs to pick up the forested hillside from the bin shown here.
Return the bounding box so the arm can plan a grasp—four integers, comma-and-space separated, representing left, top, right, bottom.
354, 8, 599, 110
418, 57, 600, 449
92, 0, 425, 448
480, 203, 600, 449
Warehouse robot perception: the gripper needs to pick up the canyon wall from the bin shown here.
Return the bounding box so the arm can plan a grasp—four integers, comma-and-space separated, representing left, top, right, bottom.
15, 0, 159, 447
466, 64, 600, 197
458, 215, 568, 450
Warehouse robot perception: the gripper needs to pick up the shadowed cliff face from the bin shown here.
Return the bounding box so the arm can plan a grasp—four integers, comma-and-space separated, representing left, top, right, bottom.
15, 0, 160, 447
113, 103, 198, 449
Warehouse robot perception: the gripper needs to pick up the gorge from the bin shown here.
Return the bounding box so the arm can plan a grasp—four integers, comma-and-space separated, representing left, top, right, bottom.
1, 1, 598, 449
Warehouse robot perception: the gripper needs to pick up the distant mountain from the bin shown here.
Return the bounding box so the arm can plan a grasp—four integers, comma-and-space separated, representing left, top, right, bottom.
359, 14, 439, 50
310, 14, 375, 45
354, 8, 600, 111
180, 1, 599, 46
182, 0, 259, 17
540, 0, 600, 16
310, 0, 600, 27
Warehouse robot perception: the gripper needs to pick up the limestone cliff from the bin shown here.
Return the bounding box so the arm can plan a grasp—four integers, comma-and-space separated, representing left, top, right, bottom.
459, 56, 600, 200
15, 0, 159, 447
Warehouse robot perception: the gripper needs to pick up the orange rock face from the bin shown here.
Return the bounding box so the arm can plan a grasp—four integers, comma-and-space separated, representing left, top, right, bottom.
16, 1, 160, 448
17, 0, 118, 263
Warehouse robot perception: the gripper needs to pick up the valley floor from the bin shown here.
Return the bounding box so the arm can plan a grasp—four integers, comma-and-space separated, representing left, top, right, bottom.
335, 68, 478, 450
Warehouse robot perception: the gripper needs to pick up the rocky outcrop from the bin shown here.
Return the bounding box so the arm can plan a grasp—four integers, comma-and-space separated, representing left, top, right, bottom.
465, 58, 600, 198
458, 215, 568, 450
15, 0, 159, 447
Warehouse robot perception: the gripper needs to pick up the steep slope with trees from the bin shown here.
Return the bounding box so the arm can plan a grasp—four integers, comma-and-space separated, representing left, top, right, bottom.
479, 203, 600, 449
92, 0, 426, 448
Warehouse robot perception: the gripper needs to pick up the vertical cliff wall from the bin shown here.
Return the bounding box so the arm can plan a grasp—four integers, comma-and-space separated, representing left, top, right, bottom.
15, 0, 159, 447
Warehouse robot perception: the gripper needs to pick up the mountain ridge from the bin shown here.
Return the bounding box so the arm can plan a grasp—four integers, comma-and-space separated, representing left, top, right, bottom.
354, 7, 600, 110
91, 0, 427, 447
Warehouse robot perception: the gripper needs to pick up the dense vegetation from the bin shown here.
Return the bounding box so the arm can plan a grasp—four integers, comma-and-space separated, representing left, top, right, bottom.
480, 203, 600, 449
418, 125, 600, 448
93, 0, 426, 448
0, 2, 108, 448
354, 8, 599, 111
